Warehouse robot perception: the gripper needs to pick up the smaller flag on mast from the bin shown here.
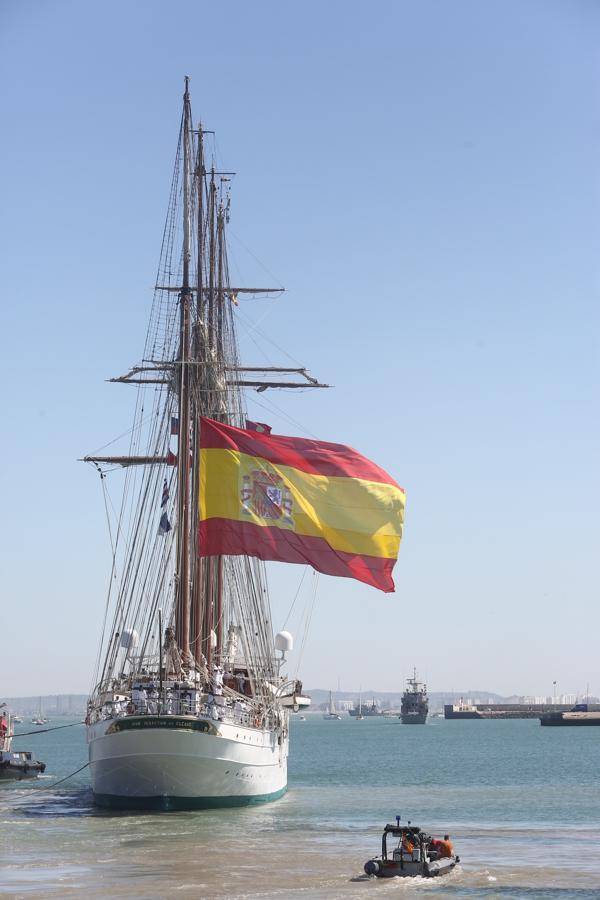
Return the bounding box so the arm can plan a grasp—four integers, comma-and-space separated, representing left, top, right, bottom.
158, 478, 172, 535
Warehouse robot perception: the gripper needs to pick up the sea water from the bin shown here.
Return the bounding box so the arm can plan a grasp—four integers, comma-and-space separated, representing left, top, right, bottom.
1, 716, 599, 899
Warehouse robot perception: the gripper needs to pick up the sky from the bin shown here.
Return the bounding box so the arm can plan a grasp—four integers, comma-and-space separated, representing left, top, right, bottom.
1, 0, 598, 699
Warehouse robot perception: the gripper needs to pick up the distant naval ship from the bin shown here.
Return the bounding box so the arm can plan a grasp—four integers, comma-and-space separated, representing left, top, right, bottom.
348, 696, 383, 717
400, 669, 428, 724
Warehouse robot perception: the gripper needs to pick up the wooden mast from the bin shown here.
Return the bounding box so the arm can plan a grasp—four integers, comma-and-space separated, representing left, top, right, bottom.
207, 169, 216, 350
191, 123, 206, 667
176, 77, 193, 665
201, 170, 217, 668
214, 191, 226, 657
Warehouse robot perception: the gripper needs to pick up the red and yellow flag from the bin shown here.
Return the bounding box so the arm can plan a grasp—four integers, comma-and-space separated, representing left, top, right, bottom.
198, 417, 405, 592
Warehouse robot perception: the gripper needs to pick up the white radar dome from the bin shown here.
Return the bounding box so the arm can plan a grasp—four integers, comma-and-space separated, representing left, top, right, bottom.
275, 631, 293, 653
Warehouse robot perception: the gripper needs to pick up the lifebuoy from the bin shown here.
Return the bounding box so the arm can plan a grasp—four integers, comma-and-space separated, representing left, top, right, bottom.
254, 717, 261, 728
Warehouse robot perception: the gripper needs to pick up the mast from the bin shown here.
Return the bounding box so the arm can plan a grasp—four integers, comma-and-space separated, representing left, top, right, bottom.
207, 169, 216, 349
199, 169, 217, 667
216, 186, 226, 350
212, 183, 228, 661
176, 76, 193, 665
191, 124, 206, 669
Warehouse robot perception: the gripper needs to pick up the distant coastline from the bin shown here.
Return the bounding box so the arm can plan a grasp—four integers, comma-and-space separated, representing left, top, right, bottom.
3, 688, 597, 719
306, 688, 599, 715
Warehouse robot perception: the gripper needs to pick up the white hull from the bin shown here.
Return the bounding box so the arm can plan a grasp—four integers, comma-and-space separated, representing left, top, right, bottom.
87, 715, 288, 809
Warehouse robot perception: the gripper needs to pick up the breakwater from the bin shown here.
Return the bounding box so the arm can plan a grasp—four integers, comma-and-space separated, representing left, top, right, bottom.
444, 703, 573, 720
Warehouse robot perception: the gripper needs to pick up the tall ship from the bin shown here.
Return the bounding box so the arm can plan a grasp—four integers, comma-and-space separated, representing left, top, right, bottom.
83, 81, 406, 810
400, 669, 428, 724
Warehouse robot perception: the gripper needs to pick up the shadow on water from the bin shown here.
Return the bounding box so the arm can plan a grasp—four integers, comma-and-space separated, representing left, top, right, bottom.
5, 786, 167, 819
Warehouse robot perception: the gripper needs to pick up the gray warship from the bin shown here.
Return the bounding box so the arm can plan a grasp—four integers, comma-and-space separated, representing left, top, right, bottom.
400, 669, 428, 724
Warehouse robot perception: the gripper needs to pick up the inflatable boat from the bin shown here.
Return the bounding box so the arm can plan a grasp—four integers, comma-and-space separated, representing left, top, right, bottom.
364, 818, 459, 878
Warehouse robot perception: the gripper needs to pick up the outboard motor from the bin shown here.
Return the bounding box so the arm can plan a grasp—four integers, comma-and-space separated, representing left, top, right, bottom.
364, 859, 380, 876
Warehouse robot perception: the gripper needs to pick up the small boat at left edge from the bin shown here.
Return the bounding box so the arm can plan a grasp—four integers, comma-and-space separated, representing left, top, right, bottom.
0, 704, 46, 780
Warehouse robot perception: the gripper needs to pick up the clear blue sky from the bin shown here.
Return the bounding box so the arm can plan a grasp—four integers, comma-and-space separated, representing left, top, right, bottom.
1, 0, 598, 699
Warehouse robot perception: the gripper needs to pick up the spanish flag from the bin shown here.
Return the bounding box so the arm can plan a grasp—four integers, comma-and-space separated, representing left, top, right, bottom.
199, 417, 405, 592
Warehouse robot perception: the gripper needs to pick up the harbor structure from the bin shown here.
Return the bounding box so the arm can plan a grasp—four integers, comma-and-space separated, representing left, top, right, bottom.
445, 702, 579, 720
540, 704, 600, 726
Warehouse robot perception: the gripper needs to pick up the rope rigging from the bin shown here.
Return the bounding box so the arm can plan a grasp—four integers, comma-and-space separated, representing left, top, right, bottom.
86, 99, 277, 706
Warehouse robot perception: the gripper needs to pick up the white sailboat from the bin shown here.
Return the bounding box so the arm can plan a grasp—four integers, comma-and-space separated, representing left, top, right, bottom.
323, 690, 342, 720
83, 80, 404, 810
356, 689, 364, 720
31, 697, 46, 726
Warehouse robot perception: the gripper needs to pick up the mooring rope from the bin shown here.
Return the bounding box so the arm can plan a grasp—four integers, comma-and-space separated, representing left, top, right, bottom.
13, 722, 84, 737
36, 761, 90, 791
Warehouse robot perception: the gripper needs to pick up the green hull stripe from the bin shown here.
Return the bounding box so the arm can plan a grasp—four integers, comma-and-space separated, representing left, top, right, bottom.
106, 716, 219, 736
93, 785, 287, 811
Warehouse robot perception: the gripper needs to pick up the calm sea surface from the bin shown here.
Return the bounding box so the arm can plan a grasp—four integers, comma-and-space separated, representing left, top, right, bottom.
1, 716, 599, 899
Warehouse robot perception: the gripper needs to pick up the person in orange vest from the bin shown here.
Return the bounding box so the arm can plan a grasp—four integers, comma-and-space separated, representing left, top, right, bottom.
401, 832, 415, 854
437, 834, 454, 858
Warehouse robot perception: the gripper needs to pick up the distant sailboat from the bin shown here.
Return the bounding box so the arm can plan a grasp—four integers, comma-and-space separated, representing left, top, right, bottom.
323, 690, 342, 720
31, 697, 46, 726
356, 688, 364, 720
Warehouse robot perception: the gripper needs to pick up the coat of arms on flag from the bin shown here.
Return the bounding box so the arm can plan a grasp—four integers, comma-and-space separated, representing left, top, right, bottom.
241, 467, 294, 526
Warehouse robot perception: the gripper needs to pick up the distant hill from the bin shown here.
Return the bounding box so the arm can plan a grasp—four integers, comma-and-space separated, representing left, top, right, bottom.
306, 688, 509, 713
